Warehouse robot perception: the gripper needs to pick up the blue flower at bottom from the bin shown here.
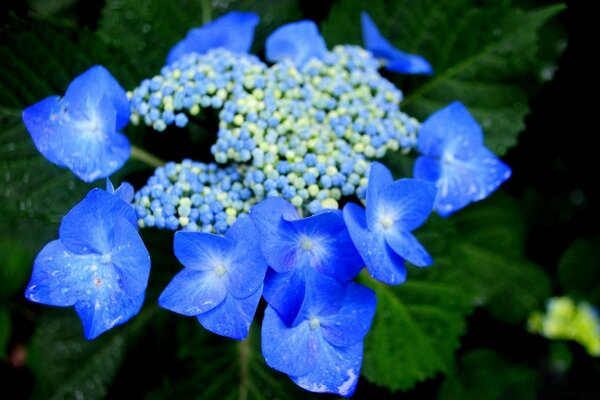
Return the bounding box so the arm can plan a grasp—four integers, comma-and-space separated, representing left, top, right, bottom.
343, 162, 436, 285
262, 269, 376, 397
250, 197, 364, 324
361, 12, 433, 75
413, 101, 512, 216
159, 215, 267, 340
22, 65, 131, 183
25, 187, 150, 339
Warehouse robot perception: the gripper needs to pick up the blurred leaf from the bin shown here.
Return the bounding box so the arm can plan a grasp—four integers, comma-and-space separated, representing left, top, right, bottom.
28, 312, 127, 400
322, 0, 566, 155
0, 308, 10, 359
98, 0, 301, 80
438, 349, 538, 399
419, 194, 551, 324
359, 275, 472, 391
558, 237, 600, 304
147, 322, 314, 400
0, 238, 32, 299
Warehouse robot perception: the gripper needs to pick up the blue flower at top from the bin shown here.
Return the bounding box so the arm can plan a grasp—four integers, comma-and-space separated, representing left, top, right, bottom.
159, 214, 267, 340
250, 197, 364, 324
265, 20, 327, 66
413, 101, 512, 216
262, 269, 376, 397
22, 65, 131, 183
167, 11, 260, 64
25, 186, 151, 339
361, 12, 433, 75
344, 162, 436, 285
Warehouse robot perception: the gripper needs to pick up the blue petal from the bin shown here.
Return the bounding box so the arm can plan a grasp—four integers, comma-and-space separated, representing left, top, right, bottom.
63, 65, 130, 130
262, 305, 317, 377
158, 268, 226, 316
413, 156, 441, 183
375, 179, 437, 231
321, 283, 376, 347
417, 101, 484, 159
173, 231, 234, 271
263, 266, 306, 325
292, 340, 363, 397
265, 20, 327, 66
384, 229, 433, 267
249, 198, 300, 273
75, 290, 144, 340
285, 211, 364, 282
22, 95, 64, 166
361, 12, 433, 75
428, 147, 512, 217
292, 269, 345, 327
167, 12, 259, 64
59, 188, 137, 255
224, 215, 268, 298
366, 162, 393, 231
106, 179, 134, 203
197, 287, 262, 340
25, 240, 101, 306
343, 203, 407, 285
111, 218, 150, 296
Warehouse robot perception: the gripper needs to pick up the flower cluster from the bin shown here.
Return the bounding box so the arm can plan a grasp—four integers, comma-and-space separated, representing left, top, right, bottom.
528, 297, 600, 357
21, 9, 513, 398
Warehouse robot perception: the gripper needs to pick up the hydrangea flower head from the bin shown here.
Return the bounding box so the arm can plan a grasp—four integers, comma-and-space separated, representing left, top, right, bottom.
361, 12, 433, 75
344, 162, 436, 284
25, 186, 151, 339
262, 269, 376, 397
167, 11, 260, 64
250, 197, 363, 323
265, 20, 328, 66
159, 215, 267, 340
413, 101, 512, 216
22, 65, 131, 182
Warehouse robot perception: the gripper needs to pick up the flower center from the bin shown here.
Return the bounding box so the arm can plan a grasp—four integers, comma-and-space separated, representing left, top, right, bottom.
300, 238, 313, 251
100, 253, 112, 264
94, 277, 102, 287
379, 216, 394, 230
308, 317, 320, 330
214, 264, 228, 276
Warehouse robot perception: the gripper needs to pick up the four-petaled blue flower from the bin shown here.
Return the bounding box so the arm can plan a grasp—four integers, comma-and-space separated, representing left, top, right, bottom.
22, 65, 131, 183
250, 197, 364, 324
413, 101, 512, 216
167, 11, 260, 64
159, 215, 267, 340
361, 12, 433, 75
344, 162, 437, 285
262, 269, 376, 397
265, 20, 328, 66
25, 186, 151, 339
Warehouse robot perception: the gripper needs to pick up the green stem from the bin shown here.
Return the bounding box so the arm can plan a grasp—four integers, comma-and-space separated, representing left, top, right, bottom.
201, 0, 212, 24
130, 145, 165, 168
238, 333, 250, 400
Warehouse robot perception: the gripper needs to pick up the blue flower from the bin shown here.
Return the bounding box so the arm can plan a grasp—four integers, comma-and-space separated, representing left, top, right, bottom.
343, 162, 436, 285
106, 179, 134, 203
250, 197, 364, 323
167, 12, 260, 64
159, 215, 267, 340
265, 20, 327, 66
24, 187, 151, 339
22, 65, 131, 182
413, 101, 512, 216
262, 269, 376, 397
361, 12, 433, 75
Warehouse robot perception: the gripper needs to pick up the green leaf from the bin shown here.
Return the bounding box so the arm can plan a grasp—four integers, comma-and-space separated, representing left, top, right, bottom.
419, 194, 551, 324
322, 0, 566, 155
438, 349, 538, 400
359, 275, 472, 391
558, 237, 600, 304
0, 308, 10, 359
28, 311, 127, 400
147, 322, 315, 400
0, 238, 32, 299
